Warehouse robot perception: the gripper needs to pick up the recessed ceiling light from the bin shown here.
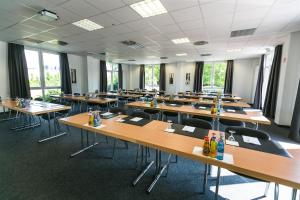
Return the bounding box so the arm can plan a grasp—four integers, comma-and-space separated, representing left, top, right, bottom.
176, 53, 187, 56
72, 19, 103, 31
172, 37, 190, 44
193, 41, 208, 46
130, 0, 167, 18
227, 48, 242, 52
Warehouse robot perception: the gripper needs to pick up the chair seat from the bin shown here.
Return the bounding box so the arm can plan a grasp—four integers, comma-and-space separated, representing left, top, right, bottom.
144, 109, 160, 115
219, 119, 244, 126
163, 111, 178, 117
193, 115, 213, 123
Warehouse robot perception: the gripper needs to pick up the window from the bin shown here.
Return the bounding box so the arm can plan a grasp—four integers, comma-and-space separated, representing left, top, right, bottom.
262, 48, 275, 107
106, 62, 119, 91
202, 62, 227, 92
25, 49, 61, 99
145, 64, 160, 90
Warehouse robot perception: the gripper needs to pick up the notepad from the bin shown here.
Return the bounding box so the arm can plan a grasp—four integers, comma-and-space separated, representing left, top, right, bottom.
169, 104, 176, 106
222, 153, 234, 164
116, 118, 125, 122
101, 112, 113, 116
226, 140, 239, 146
83, 123, 106, 129
130, 117, 143, 122
182, 126, 195, 132
199, 106, 207, 109
192, 146, 203, 156
164, 128, 175, 133
250, 116, 264, 120
242, 135, 261, 145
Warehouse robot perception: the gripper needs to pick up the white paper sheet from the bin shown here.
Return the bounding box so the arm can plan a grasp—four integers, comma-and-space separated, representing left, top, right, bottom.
182, 126, 195, 132
226, 109, 236, 112
164, 128, 175, 133
169, 104, 176, 106
226, 140, 239, 146
83, 123, 106, 129
199, 106, 207, 109
130, 117, 143, 122
222, 153, 234, 164
116, 118, 125, 122
101, 112, 113, 116
192, 146, 203, 156
242, 135, 261, 145
250, 116, 264, 120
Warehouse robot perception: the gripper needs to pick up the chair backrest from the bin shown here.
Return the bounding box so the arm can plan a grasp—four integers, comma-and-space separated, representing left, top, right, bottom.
34, 97, 43, 101
109, 107, 127, 115
225, 127, 270, 140
74, 93, 80, 96
222, 98, 235, 102
95, 89, 99, 93
131, 111, 150, 120
182, 118, 212, 130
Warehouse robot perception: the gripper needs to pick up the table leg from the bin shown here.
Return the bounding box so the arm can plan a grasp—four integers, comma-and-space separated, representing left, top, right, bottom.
274, 183, 279, 200
291, 188, 297, 200
70, 130, 99, 158
214, 167, 221, 200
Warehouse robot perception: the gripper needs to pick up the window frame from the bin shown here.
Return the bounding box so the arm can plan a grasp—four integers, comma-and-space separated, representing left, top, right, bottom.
106, 62, 119, 91
25, 47, 61, 98
202, 61, 227, 92
145, 64, 160, 91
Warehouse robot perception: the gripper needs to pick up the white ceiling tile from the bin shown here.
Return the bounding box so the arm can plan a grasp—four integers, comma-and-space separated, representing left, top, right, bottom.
22, 19, 56, 31
49, 24, 86, 37
19, 0, 69, 9
201, 0, 235, 18
146, 13, 175, 27
170, 6, 202, 23
121, 0, 141, 5
89, 13, 121, 28
49, 7, 82, 26
125, 19, 152, 31
107, 6, 141, 23
157, 24, 181, 34
62, 0, 101, 18
232, 18, 261, 30
160, 0, 199, 11
178, 19, 204, 31
85, 0, 125, 12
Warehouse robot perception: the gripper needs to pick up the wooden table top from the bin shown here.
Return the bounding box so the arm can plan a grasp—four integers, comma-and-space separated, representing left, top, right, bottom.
157, 97, 251, 108
0, 100, 71, 115
59, 96, 117, 104
59, 113, 300, 189
127, 102, 270, 125
98, 92, 143, 98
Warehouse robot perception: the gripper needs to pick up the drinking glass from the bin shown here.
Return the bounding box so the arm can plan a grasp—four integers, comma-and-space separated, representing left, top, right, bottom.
228, 130, 236, 141
167, 120, 172, 130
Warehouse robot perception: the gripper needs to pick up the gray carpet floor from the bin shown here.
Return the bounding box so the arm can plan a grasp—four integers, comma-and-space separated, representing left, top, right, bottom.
0, 108, 298, 200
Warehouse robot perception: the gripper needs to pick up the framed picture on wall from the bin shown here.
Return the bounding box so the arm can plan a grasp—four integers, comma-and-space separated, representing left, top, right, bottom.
185, 73, 190, 85
169, 73, 174, 84
71, 69, 77, 83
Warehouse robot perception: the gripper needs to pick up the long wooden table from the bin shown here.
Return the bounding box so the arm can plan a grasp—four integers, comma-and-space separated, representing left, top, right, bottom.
98, 92, 143, 99
59, 113, 300, 199
0, 99, 71, 143
127, 101, 270, 125
157, 96, 251, 108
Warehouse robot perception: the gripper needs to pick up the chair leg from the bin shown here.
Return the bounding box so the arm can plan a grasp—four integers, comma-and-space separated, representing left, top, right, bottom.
264, 182, 270, 197
112, 138, 117, 159
105, 136, 108, 143
274, 183, 279, 200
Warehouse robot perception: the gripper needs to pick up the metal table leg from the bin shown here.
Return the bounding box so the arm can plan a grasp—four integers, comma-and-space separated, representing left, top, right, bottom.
70, 130, 99, 158
274, 183, 279, 200
214, 167, 221, 200
291, 188, 297, 200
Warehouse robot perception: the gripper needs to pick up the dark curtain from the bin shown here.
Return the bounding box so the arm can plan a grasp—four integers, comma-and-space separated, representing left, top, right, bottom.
193, 61, 204, 92
289, 79, 300, 142
60, 53, 72, 94
139, 64, 145, 90
263, 45, 283, 118
253, 55, 264, 109
8, 43, 31, 98
100, 60, 107, 92
118, 64, 123, 89
224, 60, 234, 94
159, 63, 166, 91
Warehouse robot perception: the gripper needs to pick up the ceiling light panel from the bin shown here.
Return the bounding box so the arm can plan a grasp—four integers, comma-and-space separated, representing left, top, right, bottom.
227, 48, 242, 52
72, 19, 103, 31
172, 37, 190, 44
130, 0, 167, 18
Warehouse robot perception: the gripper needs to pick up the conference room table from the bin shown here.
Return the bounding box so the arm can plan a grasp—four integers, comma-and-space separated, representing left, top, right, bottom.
97, 92, 143, 99
58, 112, 300, 200
55, 95, 118, 112
127, 101, 270, 127
0, 99, 71, 143
156, 96, 251, 108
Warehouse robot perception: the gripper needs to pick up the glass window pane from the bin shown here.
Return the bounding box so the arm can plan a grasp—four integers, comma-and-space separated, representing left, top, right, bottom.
106, 62, 112, 71
112, 63, 118, 72
107, 71, 112, 91
25, 50, 41, 87
31, 89, 43, 99
153, 65, 160, 90
113, 71, 118, 90
43, 52, 61, 87
213, 62, 226, 88
203, 63, 212, 87
145, 65, 153, 90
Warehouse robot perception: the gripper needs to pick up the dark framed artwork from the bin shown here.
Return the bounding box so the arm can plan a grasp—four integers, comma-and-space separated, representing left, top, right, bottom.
185, 73, 190, 85
169, 73, 174, 84
71, 69, 77, 83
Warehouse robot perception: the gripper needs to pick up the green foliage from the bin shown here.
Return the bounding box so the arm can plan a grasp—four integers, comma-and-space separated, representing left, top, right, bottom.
145, 65, 160, 89
43, 89, 61, 102
202, 62, 226, 89
45, 72, 61, 87
203, 64, 211, 86
214, 63, 226, 88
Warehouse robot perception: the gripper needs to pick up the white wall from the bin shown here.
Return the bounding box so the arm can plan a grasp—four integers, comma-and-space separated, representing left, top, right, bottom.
87, 56, 100, 93
67, 54, 88, 95
275, 31, 300, 125
128, 65, 140, 89
122, 64, 130, 89
233, 58, 260, 103
0, 41, 9, 99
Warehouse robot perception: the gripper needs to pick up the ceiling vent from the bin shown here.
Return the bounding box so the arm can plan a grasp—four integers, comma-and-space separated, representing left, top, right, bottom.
160, 56, 168, 59
128, 59, 136, 61
230, 28, 256, 37
201, 53, 212, 57
48, 40, 68, 46
121, 40, 144, 49
23, 38, 44, 44
193, 41, 208, 46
